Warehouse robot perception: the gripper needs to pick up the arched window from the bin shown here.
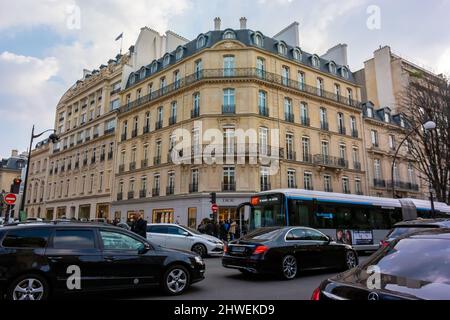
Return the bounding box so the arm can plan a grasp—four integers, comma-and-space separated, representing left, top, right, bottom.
293, 48, 302, 61
176, 46, 184, 60
139, 68, 146, 80
163, 54, 171, 67
223, 30, 236, 40
277, 42, 287, 56
341, 66, 349, 79
329, 61, 337, 74
151, 61, 158, 73
253, 32, 264, 47
197, 34, 206, 49
311, 55, 320, 68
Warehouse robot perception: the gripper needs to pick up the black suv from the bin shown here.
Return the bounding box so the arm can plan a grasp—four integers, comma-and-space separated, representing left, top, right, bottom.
0, 222, 205, 300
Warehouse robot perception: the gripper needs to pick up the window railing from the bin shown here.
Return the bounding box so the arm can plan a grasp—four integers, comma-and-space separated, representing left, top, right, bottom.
314, 155, 348, 169
259, 106, 269, 117
154, 156, 161, 166
143, 125, 150, 134
286, 151, 296, 161
300, 117, 310, 126
351, 129, 359, 138
117, 192, 123, 201
169, 116, 177, 125
141, 159, 148, 168
189, 183, 199, 193
131, 129, 138, 138
191, 108, 200, 119
120, 68, 361, 114
222, 104, 236, 114
155, 120, 163, 130
321, 121, 329, 131
222, 182, 236, 191
338, 126, 346, 135
373, 179, 386, 188
121, 133, 127, 142
108, 151, 113, 160
152, 188, 160, 197
285, 113, 294, 123
129, 161, 136, 171
260, 183, 271, 192
139, 189, 147, 198
128, 191, 135, 200
166, 186, 175, 195
353, 162, 362, 171
104, 127, 115, 135
118, 164, 125, 173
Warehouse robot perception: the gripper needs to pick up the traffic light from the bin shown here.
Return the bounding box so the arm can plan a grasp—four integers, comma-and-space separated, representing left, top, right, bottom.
210, 192, 217, 204
10, 178, 22, 194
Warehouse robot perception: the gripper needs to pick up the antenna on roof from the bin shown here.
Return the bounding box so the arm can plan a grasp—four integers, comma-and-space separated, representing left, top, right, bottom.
115, 32, 124, 55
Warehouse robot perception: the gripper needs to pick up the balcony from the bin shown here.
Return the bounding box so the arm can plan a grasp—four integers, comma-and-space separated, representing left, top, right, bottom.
118, 164, 125, 173
127, 191, 135, 200
338, 127, 346, 135
189, 184, 199, 193
353, 162, 362, 171
153, 156, 161, 166
351, 129, 359, 138
321, 122, 329, 131
191, 109, 200, 119
314, 155, 348, 169
260, 183, 271, 192
169, 116, 177, 125
104, 127, 115, 135
387, 180, 420, 192
373, 179, 386, 188
129, 161, 136, 171
285, 151, 296, 161
141, 159, 148, 168
117, 192, 123, 201
139, 189, 147, 198
152, 188, 160, 197
324, 187, 333, 193
356, 191, 364, 195
119, 68, 361, 115
93, 133, 99, 139
222, 105, 236, 114
155, 120, 163, 130
222, 182, 236, 192
285, 113, 294, 123
85, 136, 91, 142
300, 117, 310, 126
110, 88, 121, 96
100, 154, 105, 162
121, 133, 127, 142
301, 153, 313, 164
131, 129, 138, 138
259, 107, 269, 117
143, 126, 150, 134
166, 186, 175, 195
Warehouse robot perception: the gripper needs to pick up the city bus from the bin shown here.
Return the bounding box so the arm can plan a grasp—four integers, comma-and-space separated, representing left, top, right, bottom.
246, 189, 450, 251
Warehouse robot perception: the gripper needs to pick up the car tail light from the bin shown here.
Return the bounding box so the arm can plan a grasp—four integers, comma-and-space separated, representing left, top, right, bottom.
253, 245, 269, 255
224, 244, 228, 253
311, 287, 321, 301
380, 240, 389, 248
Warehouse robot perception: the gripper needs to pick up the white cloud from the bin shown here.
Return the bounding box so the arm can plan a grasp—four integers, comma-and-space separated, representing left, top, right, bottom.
437, 48, 450, 75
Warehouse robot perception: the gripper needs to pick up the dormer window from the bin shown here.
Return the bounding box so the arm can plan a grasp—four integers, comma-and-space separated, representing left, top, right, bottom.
223, 30, 236, 40
139, 68, 146, 80
367, 107, 373, 118
341, 67, 349, 79
384, 112, 391, 123
277, 42, 287, 56
253, 32, 264, 47
312, 55, 320, 68
151, 61, 158, 73
163, 54, 171, 67
329, 61, 337, 74
293, 48, 302, 61
176, 46, 184, 60
400, 117, 405, 128
129, 74, 135, 85
197, 34, 206, 49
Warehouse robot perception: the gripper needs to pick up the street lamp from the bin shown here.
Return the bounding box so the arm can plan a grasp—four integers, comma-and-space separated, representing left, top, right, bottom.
18, 125, 59, 220
391, 120, 436, 212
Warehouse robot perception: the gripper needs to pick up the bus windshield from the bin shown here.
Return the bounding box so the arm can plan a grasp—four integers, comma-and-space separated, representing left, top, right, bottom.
250, 194, 286, 229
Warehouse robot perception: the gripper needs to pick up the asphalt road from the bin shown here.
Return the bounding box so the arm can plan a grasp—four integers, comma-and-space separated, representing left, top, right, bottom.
83, 254, 370, 300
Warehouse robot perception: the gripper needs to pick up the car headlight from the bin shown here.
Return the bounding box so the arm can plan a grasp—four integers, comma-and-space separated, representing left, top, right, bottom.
207, 239, 222, 245
194, 255, 204, 265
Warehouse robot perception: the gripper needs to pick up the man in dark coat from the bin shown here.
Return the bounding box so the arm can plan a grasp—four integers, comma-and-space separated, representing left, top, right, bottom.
131, 213, 147, 238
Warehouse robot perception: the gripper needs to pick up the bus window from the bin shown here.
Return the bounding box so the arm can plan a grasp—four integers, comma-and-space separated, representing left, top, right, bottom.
250, 194, 285, 229
288, 200, 311, 227
315, 204, 336, 229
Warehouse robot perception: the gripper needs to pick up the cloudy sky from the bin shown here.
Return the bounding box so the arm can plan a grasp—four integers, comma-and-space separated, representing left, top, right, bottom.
0, 0, 449, 158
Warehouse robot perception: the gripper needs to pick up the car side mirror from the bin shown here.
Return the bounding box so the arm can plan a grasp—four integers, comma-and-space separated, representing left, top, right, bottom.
138, 243, 151, 254
326, 235, 333, 243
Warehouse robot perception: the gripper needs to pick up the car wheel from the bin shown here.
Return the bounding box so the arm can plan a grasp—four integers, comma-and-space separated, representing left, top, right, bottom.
162, 265, 190, 296
7, 274, 49, 301
192, 243, 207, 258
239, 269, 253, 276
345, 251, 357, 269
281, 255, 298, 280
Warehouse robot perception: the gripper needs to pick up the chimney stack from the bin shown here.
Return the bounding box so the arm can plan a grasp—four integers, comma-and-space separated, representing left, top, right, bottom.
240, 17, 247, 29
11, 149, 18, 157
214, 17, 221, 31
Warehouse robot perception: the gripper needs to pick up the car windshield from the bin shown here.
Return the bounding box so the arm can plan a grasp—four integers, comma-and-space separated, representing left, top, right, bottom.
362, 237, 450, 285
388, 226, 437, 239
242, 228, 283, 241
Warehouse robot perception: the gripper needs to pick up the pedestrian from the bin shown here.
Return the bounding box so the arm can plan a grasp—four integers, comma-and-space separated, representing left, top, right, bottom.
229, 220, 237, 240
198, 220, 206, 234
131, 213, 147, 238
206, 219, 215, 236
219, 221, 226, 241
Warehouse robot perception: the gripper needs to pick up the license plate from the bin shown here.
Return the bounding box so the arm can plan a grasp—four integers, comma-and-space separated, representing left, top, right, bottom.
231, 246, 246, 253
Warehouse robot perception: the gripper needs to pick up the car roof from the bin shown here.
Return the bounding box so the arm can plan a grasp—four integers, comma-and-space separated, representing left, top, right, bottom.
406, 228, 450, 240
0, 221, 117, 230
394, 218, 450, 228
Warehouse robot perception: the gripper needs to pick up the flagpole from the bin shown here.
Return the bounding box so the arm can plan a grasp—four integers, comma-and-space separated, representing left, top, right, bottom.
120, 35, 123, 55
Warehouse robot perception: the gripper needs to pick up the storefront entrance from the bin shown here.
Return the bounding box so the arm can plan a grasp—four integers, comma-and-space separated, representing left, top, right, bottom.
218, 207, 238, 222
96, 204, 110, 219
152, 209, 174, 223
127, 210, 144, 224
46, 208, 54, 221
78, 205, 90, 221
56, 207, 66, 219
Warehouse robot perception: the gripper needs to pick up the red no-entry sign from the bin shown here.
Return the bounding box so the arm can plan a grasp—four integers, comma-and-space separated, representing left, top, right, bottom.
3, 193, 17, 205
211, 204, 219, 213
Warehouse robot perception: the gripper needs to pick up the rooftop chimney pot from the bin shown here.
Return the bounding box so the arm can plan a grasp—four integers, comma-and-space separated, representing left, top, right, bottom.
240, 17, 247, 29
214, 17, 221, 31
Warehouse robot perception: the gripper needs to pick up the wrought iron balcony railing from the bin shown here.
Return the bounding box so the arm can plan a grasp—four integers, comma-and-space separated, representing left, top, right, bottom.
314, 155, 348, 169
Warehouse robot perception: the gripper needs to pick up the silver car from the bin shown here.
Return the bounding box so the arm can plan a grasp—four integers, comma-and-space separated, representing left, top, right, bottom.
146, 223, 224, 257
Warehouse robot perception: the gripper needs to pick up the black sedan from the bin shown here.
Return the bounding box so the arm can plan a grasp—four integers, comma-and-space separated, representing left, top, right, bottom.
312, 228, 450, 300
222, 227, 358, 280
0, 222, 205, 300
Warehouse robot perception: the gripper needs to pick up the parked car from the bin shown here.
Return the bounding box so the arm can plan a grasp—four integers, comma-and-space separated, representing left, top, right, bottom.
116, 222, 131, 231
146, 223, 224, 258
380, 218, 450, 247
0, 222, 205, 300
312, 228, 450, 300
26, 218, 43, 222
222, 227, 358, 280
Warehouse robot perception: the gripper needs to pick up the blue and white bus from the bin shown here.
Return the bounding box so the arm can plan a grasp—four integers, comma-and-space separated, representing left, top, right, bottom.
247, 189, 450, 251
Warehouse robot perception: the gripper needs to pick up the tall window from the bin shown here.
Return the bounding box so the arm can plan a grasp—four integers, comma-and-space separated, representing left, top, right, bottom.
195, 60, 203, 79
389, 135, 396, 150
352, 147, 360, 169
173, 70, 180, 89
259, 127, 268, 155
141, 176, 147, 193
256, 57, 265, 78
286, 133, 294, 160
191, 169, 199, 190
282, 66, 290, 86
153, 174, 160, 192
337, 112, 345, 134
371, 130, 379, 147
393, 163, 400, 182
287, 170, 296, 189
170, 101, 177, 122
155, 140, 162, 159
374, 159, 382, 180
355, 178, 362, 195
312, 55, 320, 68
304, 172, 313, 190
224, 127, 235, 155
300, 102, 308, 125
339, 144, 347, 161
144, 112, 150, 132
223, 89, 235, 107
260, 167, 270, 191
316, 78, 324, 96
224, 56, 235, 77
334, 84, 341, 99
167, 172, 175, 193
258, 90, 267, 114
193, 92, 200, 115
284, 98, 293, 121
324, 175, 332, 192
302, 136, 310, 162
157, 106, 163, 123
350, 116, 357, 136
408, 162, 416, 185
321, 141, 329, 158
342, 177, 350, 194
320, 107, 328, 129
347, 88, 353, 105
298, 71, 305, 90
223, 167, 235, 191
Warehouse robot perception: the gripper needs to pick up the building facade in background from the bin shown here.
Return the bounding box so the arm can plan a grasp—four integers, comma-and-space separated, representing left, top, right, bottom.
24, 19, 436, 226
